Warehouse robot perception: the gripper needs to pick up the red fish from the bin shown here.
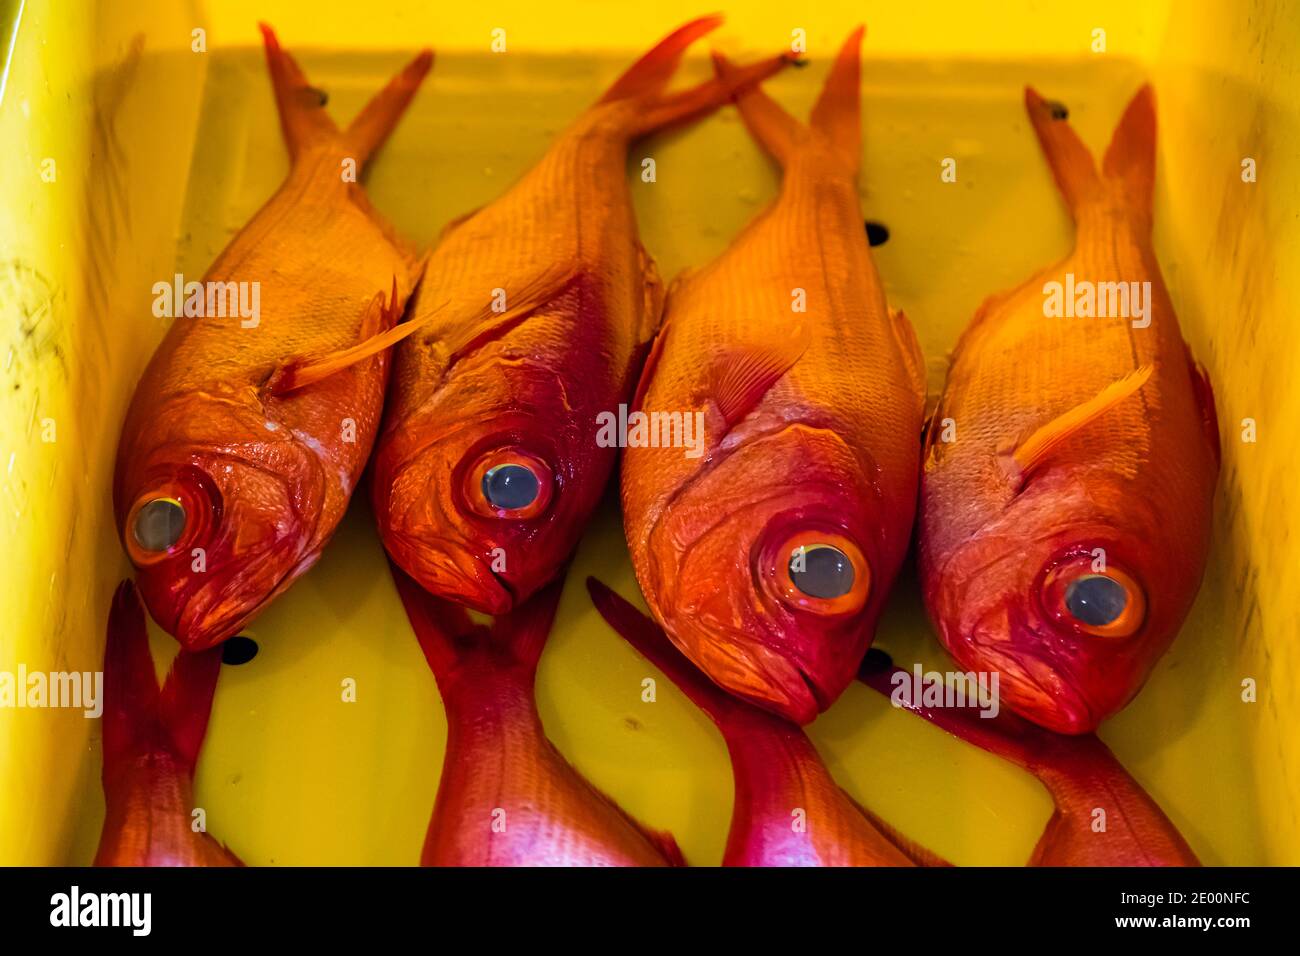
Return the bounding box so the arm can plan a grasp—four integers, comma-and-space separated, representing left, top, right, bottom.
113, 25, 432, 649
392, 567, 684, 866
858, 654, 1199, 865
620, 30, 926, 723
371, 17, 789, 615
919, 86, 1219, 732
588, 577, 946, 867
94, 582, 240, 867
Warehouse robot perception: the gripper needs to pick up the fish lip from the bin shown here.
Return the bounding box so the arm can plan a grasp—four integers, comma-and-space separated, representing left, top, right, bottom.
964, 627, 1101, 733
666, 612, 825, 723
164, 541, 315, 649
386, 532, 514, 614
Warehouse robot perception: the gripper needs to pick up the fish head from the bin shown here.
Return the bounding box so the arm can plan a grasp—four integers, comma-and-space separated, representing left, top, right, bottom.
115, 436, 323, 650
643, 426, 892, 724
927, 473, 1185, 733
375, 407, 598, 614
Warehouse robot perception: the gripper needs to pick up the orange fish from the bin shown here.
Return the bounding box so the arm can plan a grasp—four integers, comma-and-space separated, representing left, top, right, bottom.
370, 16, 789, 614
113, 25, 431, 649
620, 29, 926, 723
589, 578, 946, 866
94, 582, 240, 867
392, 567, 684, 866
919, 86, 1219, 733
859, 653, 1199, 865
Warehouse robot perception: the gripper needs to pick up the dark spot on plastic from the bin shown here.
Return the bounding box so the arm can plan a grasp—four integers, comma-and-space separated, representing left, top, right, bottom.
308, 86, 328, 107
222, 635, 259, 665
865, 221, 890, 246
790, 57, 809, 69
1046, 99, 1069, 120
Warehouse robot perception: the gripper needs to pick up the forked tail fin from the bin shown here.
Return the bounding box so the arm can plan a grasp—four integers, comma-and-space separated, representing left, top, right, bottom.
714, 26, 863, 174
596, 15, 791, 138
259, 22, 432, 166
392, 562, 565, 684
1025, 84, 1156, 225
102, 582, 223, 781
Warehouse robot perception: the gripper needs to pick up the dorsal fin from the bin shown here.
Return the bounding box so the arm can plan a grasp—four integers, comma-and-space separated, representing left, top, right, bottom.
1005, 364, 1153, 482
708, 335, 807, 429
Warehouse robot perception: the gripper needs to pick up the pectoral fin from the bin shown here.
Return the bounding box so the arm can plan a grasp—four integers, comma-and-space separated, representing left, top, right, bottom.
265, 278, 403, 395
709, 333, 808, 429
1001, 363, 1153, 484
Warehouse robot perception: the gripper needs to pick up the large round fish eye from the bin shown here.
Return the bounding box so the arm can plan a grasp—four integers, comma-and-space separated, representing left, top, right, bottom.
464, 446, 554, 520
788, 545, 855, 599
1064, 574, 1127, 626
481, 464, 540, 511
132, 498, 186, 552
760, 528, 870, 616
1041, 558, 1146, 639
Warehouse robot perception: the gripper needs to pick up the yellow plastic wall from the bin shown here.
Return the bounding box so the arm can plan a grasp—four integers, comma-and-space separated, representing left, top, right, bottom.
1, 0, 1295, 865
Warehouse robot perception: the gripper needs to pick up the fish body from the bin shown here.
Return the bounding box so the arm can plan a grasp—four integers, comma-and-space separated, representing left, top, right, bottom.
94, 583, 240, 867
372, 17, 788, 615
589, 578, 944, 867
620, 30, 926, 723
920, 86, 1219, 733
859, 656, 1199, 865
392, 568, 683, 866
113, 25, 432, 649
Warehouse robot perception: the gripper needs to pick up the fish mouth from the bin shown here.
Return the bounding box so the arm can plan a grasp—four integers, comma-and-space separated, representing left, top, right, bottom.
386, 533, 514, 615
964, 628, 1101, 734
665, 613, 832, 724
165, 545, 317, 650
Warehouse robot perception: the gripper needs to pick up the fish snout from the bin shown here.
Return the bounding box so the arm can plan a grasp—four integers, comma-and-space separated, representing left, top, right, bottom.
387, 535, 515, 615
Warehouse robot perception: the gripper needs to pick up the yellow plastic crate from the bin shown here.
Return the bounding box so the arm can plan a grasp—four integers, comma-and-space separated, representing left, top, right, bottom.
1, 0, 1295, 865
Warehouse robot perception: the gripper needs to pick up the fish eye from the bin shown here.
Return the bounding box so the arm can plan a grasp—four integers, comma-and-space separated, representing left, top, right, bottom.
481, 464, 540, 511
122, 468, 222, 567
464, 447, 553, 519
1064, 574, 1127, 626
788, 545, 855, 599
1041, 558, 1145, 638
761, 529, 870, 616
133, 498, 186, 552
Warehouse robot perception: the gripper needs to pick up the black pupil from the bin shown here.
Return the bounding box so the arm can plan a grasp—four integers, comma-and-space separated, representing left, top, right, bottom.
482, 464, 539, 511
789, 545, 855, 599
133, 498, 185, 551
1065, 575, 1128, 627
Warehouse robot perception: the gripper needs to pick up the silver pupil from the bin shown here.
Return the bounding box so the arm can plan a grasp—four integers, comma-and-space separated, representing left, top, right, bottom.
133, 498, 186, 552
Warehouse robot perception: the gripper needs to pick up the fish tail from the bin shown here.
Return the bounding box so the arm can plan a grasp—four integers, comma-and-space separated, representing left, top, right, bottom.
344, 46, 435, 167
259, 22, 432, 167
259, 23, 341, 160
808, 26, 865, 174
1101, 84, 1157, 222
392, 562, 564, 681
1024, 86, 1103, 217
103, 582, 222, 780
598, 15, 790, 138
711, 50, 802, 165
586, 577, 746, 729
716, 27, 862, 174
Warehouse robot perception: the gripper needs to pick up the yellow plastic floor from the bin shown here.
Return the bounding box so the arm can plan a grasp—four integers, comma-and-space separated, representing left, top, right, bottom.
65, 46, 1267, 866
